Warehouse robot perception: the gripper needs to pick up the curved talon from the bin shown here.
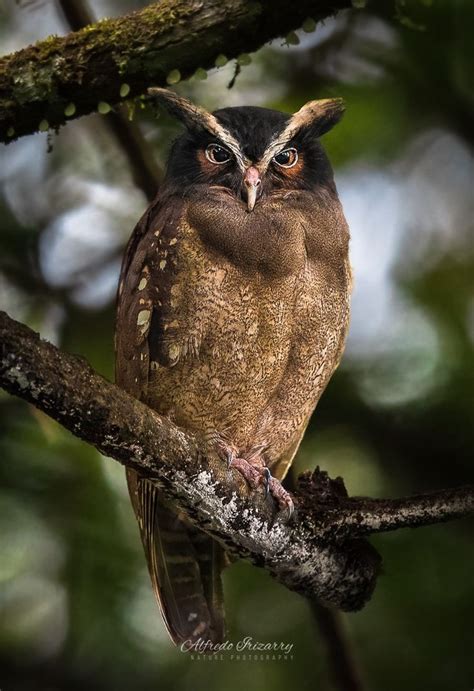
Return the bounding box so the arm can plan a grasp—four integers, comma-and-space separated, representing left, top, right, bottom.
283, 499, 294, 522
262, 467, 271, 498
218, 442, 294, 522
226, 449, 235, 469
266, 474, 295, 521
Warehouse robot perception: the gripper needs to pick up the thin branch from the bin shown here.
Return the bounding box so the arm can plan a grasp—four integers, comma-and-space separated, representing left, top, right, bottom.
310, 603, 365, 691
56, 0, 93, 28
57, 0, 162, 201
0, 0, 350, 143
98, 111, 161, 201
1, 309, 473, 612
286, 467, 366, 691
298, 478, 474, 540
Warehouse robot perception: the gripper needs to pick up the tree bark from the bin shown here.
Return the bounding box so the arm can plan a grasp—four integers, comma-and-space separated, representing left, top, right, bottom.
0, 0, 349, 143
1, 309, 473, 612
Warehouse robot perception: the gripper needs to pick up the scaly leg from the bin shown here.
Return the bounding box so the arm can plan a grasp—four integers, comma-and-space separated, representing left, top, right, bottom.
217, 440, 294, 520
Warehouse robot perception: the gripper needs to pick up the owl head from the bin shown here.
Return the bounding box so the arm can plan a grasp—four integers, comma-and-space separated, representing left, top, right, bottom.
148, 88, 344, 212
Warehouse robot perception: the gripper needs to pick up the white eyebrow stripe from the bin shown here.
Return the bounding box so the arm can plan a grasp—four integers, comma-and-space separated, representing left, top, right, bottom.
259, 132, 294, 172
209, 123, 249, 172
259, 113, 305, 171
148, 87, 249, 171
259, 98, 344, 172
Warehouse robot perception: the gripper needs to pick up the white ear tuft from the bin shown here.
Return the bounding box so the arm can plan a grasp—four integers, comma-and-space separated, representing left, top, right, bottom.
260, 98, 345, 169
147, 88, 247, 169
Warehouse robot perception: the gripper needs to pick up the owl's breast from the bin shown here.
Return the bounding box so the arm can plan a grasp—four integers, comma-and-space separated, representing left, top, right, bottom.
185, 189, 308, 278
147, 231, 298, 441
144, 194, 350, 450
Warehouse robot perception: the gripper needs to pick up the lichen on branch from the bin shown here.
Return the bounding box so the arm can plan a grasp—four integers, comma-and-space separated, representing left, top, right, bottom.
0, 0, 350, 142
1, 309, 473, 612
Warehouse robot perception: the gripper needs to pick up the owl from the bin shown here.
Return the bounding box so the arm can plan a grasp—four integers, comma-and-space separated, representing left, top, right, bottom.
115, 88, 351, 646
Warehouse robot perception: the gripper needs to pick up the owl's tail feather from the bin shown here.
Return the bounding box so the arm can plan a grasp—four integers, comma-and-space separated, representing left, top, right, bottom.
127, 469, 225, 646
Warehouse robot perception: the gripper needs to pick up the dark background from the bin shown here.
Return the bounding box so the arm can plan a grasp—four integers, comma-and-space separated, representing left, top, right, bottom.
0, 1, 473, 689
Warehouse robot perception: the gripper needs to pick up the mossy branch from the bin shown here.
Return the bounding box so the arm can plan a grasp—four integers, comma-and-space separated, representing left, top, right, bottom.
1, 309, 473, 612
0, 0, 350, 143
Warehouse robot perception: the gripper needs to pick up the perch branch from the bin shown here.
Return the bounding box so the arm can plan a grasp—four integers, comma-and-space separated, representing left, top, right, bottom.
1, 309, 473, 611
0, 0, 350, 143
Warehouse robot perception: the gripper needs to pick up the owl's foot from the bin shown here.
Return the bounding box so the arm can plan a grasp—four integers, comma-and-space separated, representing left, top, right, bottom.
261, 467, 294, 520
228, 455, 294, 521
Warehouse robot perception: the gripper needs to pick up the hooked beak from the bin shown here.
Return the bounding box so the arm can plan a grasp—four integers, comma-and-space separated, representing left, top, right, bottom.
243, 166, 262, 212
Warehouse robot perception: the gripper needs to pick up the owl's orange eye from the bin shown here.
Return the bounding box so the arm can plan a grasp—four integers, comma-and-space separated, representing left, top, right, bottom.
205, 144, 232, 165
273, 148, 298, 168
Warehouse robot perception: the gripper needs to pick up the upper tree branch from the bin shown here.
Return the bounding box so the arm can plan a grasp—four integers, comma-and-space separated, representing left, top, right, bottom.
1, 309, 473, 611
0, 0, 350, 143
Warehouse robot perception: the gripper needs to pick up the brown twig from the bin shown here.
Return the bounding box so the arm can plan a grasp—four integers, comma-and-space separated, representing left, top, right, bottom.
286, 467, 366, 691
311, 603, 365, 691
56, 0, 161, 201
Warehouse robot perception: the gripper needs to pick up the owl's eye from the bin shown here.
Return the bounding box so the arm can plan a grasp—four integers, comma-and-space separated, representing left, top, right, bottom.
273, 148, 298, 168
205, 143, 232, 165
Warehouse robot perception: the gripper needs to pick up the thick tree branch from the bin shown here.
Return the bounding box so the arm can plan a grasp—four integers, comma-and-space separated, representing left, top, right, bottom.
1, 309, 473, 612
0, 0, 350, 143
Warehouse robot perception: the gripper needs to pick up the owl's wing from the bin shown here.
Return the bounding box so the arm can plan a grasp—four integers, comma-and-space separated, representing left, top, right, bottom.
115, 198, 225, 645
126, 472, 225, 645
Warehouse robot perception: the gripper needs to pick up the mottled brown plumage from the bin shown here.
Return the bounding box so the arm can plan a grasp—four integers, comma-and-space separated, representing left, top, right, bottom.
115, 88, 351, 646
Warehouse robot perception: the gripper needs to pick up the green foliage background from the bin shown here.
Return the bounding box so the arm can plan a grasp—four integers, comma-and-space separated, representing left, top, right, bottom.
0, 1, 473, 689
